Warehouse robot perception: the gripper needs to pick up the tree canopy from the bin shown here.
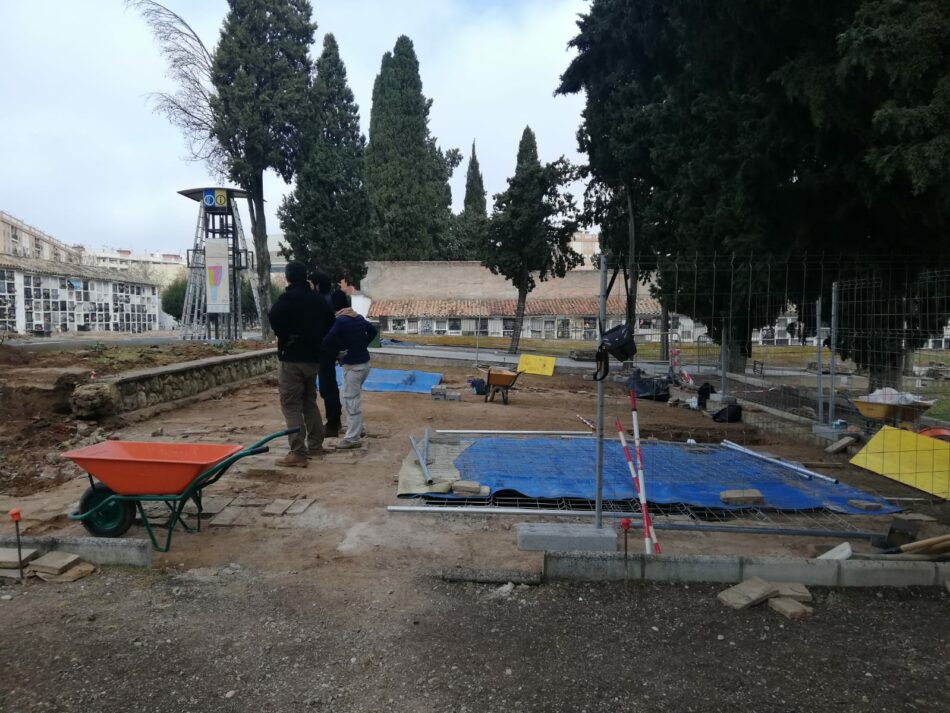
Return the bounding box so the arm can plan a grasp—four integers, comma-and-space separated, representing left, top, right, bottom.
483, 126, 580, 354
279, 33, 372, 286
439, 141, 488, 261
210, 0, 316, 336
365, 35, 460, 261
558, 0, 950, 376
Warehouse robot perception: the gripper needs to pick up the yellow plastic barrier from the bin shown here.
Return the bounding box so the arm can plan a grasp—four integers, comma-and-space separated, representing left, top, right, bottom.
850, 426, 949, 499
517, 354, 556, 377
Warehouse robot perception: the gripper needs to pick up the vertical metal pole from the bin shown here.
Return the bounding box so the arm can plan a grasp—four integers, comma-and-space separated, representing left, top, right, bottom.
816, 296, 824, 425
594, 253, 607, 529
720, 321, 728, 396
829, 282, 838, 425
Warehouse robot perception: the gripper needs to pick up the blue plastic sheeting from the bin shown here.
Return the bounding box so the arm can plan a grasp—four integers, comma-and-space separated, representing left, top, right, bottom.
435, 438, 898, 514
320, 366, 442, 394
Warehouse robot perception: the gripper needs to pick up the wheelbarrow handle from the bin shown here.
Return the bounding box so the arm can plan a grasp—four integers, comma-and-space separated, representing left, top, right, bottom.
245, 428, 300, 452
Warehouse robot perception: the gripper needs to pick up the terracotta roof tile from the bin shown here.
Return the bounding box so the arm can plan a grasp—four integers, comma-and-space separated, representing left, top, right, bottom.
367, 296, 660, 319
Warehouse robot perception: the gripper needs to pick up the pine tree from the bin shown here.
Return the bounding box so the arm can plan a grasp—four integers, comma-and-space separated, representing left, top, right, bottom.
279, 33, 372, 285
210, 0, 316, 337
448, 141, 489, 260
365, 35, 459, 260
484, 127, 580, 354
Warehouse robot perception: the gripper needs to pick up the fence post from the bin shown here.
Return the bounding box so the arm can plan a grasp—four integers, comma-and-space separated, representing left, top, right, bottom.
829, 282, 838, 425
720, 321, 728, 396
594, 253, 607, 529
816, 296, 823, 425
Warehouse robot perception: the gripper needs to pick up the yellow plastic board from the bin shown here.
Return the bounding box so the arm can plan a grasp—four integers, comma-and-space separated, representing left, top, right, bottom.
517, 354, 556, 377
850, 426, 950, 499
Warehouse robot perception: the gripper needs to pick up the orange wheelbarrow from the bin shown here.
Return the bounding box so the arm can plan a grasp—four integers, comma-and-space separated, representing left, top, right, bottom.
63, 428, 294, 551
479, 367, 524, 405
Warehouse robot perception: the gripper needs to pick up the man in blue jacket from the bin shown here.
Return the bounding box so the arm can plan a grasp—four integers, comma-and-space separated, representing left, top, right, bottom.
268, 261, 336, 466
322, 290, 378, 449
308, 269, 342, 437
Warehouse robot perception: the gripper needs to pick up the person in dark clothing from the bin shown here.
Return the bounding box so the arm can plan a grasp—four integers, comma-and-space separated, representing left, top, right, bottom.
308, 269, 342, 436
268, 261, 336, 467
322, 290, 378, 449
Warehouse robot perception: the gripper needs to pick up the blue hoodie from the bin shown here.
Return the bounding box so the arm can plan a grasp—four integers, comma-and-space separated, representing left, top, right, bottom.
322, 308, 378, 365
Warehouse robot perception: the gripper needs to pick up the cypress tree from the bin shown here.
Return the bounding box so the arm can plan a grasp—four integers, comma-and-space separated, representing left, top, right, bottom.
484, 127, 580, 354
365, 35, 458, 260
279, 33, 372, 285
442, 140, 489, 260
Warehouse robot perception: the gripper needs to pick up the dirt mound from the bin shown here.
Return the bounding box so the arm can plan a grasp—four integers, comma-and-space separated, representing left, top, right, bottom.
0, 345, 30, 366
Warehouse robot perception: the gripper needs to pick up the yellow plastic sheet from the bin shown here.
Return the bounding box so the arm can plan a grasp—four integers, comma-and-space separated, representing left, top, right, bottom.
517, 354, 556, 377
850, 426, 950, 498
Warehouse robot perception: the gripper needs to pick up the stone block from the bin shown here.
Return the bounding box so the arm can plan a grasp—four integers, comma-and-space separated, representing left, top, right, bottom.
0, 547, 38, 569
451, 480, 482, 495
517, 523, 617, 553
262, 499, 293, 517
825, 436, 857, 454
847, 499, 883, 511
0, 534, 151, 568
838, 560, 936, 587
741, 557, 840, 587
285, 498, 314, 516
720, 489, 764, 505
936, 563, 950, 588
209, 507, 243, 527
230, 495, 271, 507
717, 577, 779, 610
29, 551, 80, 575
818, 542, 853, 560
768, 597, 814, 620
773, 581, 812, 602
643, 554, 742, 583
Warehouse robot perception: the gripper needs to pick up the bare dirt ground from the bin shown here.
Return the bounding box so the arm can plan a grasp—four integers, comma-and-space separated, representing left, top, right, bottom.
1, 361, 948, 712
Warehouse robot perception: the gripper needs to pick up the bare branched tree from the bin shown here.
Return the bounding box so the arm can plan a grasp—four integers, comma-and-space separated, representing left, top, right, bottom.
125, 0, 225, 175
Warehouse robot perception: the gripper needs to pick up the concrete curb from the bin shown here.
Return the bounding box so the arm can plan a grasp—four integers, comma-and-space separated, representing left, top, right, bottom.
439, 567, 542, 585
544, 551, 950, 588
0, 535, 152, 568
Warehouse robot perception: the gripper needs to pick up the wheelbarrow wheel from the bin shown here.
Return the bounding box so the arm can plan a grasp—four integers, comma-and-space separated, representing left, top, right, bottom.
78, 483, 135, 538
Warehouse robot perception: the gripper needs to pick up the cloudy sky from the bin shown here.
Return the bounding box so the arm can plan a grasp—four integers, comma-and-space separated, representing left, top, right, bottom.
0, 0, 588, 256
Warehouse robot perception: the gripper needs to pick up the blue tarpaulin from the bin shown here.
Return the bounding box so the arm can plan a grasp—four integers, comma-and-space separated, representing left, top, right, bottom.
320, 366, 442, 394
425, 437, 898, 514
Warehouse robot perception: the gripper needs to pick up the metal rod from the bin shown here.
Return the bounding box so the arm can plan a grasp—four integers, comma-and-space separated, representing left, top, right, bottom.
422, 428, 430, 466
408, 435, 433, 485
721, 439, 839, 484
595, 253, 608, 528
829, 281, 838, 425
816, 296, 824, 425
385, 505, 879, 539
720, 322, 728, 396
435, 430, 592, 436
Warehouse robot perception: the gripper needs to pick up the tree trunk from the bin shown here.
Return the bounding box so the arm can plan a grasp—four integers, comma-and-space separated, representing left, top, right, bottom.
659, 303, 670, 362
624, 183, 636, 328
248, 171, 272, 339
509, 285, 528, 355
869, 357, 904, 390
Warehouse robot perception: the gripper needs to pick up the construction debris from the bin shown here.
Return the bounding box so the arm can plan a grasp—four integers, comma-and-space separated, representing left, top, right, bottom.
717, 577, 779, 610
451, 480, 489, 496
0, 547, 38, 569
847, 499, 883, 511
28, 551, 80, 575
818, 542, 853, 560
35, 561, 96, 583
719, 488, 764, 505
825, 436, 857, 454
768, 597, 814, 620
773, 581, 813, 602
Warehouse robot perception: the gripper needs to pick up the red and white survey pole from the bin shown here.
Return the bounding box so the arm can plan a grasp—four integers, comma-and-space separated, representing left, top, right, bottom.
615, 419, 658, 554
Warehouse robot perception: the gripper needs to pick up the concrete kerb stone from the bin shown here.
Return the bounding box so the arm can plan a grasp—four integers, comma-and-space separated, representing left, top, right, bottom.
518, 523, 618, 553
542, 551, 945, 588
741, 556, 840, 587
0, 534, 151, 568
643, 554, 742, 583
837, 559, 937, 587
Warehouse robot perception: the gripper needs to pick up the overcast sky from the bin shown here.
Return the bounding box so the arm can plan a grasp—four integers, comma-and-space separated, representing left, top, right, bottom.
0, 0, 587, 256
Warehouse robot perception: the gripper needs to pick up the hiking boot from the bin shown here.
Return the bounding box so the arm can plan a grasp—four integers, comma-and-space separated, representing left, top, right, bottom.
276, 452, 308, 467
324, 422, 340, 438
334, 439, 363, 450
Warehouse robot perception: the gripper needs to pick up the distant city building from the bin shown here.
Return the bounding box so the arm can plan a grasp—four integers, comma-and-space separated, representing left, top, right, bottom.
570, 231, 600, 269
78, 247, 185, 288
0, 211, 160, 336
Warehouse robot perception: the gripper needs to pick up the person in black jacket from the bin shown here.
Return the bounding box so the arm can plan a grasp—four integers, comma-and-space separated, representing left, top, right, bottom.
322, 290, 378, 449
268, 261, 336, 467
308, 269, 342, 437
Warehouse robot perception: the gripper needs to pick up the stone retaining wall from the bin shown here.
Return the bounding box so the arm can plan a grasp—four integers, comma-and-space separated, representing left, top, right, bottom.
71, 348, 277, 418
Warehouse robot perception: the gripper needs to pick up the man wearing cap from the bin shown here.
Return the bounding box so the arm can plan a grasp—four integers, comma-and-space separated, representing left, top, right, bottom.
307, 269, 343, 437
268, 261, 336, 466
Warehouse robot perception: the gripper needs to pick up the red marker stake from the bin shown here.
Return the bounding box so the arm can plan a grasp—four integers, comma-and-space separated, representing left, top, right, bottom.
8, 508, 23, 581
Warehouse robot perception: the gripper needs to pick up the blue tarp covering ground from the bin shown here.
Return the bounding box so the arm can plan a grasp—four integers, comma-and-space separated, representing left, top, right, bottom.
429, 437, 898, 514
320, 366, 442, 394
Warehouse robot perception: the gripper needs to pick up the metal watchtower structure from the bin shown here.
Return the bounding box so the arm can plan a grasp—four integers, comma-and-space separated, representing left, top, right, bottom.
178, 187, 259, 340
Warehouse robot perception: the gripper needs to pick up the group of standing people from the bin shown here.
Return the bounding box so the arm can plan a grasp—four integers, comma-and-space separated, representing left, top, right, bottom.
268, 261, 378, 467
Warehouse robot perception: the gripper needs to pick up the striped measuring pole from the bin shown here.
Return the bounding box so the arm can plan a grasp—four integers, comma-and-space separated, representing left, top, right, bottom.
627, 388, 662, 553
614, 418, 659, 554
